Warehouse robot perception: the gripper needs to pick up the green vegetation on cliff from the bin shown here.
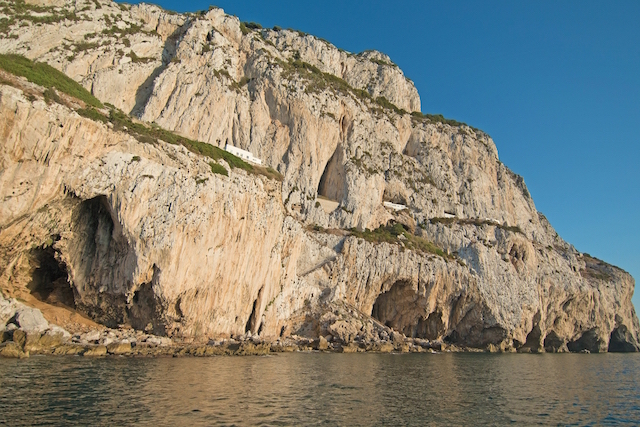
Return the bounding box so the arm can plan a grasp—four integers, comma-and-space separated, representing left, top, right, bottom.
0, 54, 103, 108
0, 54, 282, 182
351, 223, 453, 259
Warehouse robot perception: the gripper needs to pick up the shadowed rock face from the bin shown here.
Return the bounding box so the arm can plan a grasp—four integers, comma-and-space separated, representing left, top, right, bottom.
0, 0, 638, 351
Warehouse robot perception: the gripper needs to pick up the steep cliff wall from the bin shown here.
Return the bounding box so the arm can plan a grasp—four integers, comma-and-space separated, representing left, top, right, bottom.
0, 0, 638, 352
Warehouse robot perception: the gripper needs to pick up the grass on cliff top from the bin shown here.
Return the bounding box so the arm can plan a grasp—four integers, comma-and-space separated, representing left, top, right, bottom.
280, 58, 369, 100
351, 223, 454, 260
580, 253, 618, 282
0, 54, 103, 108
411, 111, 483, 133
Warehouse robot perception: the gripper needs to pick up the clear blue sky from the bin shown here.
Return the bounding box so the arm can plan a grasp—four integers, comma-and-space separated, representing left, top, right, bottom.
124, 1, 640, 312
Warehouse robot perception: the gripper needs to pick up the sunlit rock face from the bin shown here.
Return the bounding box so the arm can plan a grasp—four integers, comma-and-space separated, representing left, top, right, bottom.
0, 0, 638, 351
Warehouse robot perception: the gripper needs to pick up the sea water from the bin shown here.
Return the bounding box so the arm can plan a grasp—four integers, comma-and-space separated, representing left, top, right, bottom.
1, 352, 639, 425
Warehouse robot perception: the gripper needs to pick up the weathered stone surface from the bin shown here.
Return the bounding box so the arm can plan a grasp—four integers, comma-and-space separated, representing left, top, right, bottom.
83, 345, 108, 357
11, 330, 27, 348
107, 342, 132, 355
367, 342, 394, 353
315, 336, 329, 351
52, 344, 85, 356
339, 343, 361, 353
0, 342, 29, 358
13, 307, 49, 332
327, 320, 360, 344
0, 0, 637, 353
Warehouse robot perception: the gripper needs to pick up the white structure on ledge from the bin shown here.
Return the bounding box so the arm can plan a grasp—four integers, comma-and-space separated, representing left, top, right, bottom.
224, 143, 262, 165
383, 201, 407, 212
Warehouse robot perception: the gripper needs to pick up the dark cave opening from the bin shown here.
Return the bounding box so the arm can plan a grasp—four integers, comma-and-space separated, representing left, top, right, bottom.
317, 145, 346, 202
245, 298, 259, 334
608, 325, 639, 352
27, 239, 76, 309
68, 195, 135, 329
567, 329, 601, 353
543, 331, 565, 353
127, 280, 165, 336
371, 280, 431, 338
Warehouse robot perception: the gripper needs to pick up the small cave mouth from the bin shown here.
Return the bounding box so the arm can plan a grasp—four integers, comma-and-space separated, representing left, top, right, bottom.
127, 280, 166, 336
371, 280, 429, 338
518, 312, 543, 352
382, 187, 408, 207
27, 239, 76, 309
518, 324, 543, 352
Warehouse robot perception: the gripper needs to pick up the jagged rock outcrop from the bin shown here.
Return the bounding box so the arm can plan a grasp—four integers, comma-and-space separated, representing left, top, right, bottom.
0, 0, 638, 352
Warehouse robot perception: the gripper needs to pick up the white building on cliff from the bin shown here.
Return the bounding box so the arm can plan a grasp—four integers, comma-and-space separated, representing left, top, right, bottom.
224, 143, 262, 165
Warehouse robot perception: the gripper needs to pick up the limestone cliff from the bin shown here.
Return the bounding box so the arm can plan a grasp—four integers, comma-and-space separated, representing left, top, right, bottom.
0, 0, 638, 352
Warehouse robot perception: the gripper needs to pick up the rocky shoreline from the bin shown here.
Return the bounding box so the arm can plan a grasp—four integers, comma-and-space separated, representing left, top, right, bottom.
2, 294, 585, 359
0, 329, 466, 359
0, 292, 514, 359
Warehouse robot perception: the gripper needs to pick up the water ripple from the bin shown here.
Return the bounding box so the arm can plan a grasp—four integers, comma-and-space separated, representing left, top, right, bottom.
1, 353, 639, 425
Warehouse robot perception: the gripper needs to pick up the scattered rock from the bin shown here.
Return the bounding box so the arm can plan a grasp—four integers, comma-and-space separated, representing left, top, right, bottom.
391, 331, 405, 344
12, 306, 49, 332
371, 342, 395, 353
327, 320, 359, 344
315, 335, 329, 351
83, 330, 101, 342
53, 344, 85, 356
340, 343, 361, 353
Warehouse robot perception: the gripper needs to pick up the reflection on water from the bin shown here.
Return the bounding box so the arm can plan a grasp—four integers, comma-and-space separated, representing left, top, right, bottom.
1, 353, 639, 426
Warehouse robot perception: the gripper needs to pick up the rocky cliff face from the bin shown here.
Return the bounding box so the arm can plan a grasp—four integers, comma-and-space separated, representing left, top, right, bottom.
0, 0, 638, 352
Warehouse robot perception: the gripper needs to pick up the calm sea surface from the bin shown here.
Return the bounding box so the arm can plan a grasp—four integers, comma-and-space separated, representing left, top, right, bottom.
1, 352, 639, 426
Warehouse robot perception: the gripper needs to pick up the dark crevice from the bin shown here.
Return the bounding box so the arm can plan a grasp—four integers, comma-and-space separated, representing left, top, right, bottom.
518, 312, 543, 352
543, 330, 565, 352
245, 286, 264, 334
126, 265, 165, 335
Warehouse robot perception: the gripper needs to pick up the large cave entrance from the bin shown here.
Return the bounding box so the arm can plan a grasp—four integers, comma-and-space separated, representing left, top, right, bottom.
68, 195, 134, 328
27, 238, 76, 309
608, 325, 639, 352
371, 280, 435, 338
567, 329, 602, 353
317, 145, 346, 203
